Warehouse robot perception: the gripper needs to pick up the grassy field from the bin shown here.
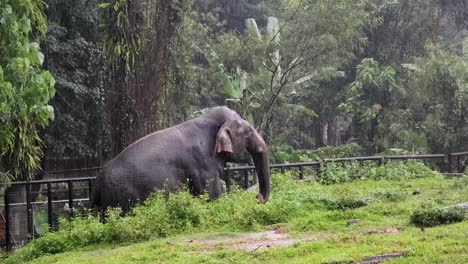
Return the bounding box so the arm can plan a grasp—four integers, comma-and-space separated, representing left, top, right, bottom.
5, 162, 468, 263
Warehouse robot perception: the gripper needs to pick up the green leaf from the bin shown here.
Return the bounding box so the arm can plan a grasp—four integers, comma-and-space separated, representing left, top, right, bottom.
297, 105, 318, 118
248, 102, 261, 109
247, 112, 255, 125
98, 3, 113, 8
19, 17, 32, 34
225, 98, 241, 104
46, 105, 54, 121
4, 4, 12, 15
37, 51, 44, 65
217, 72, 242, 98
371, 104, 382, 115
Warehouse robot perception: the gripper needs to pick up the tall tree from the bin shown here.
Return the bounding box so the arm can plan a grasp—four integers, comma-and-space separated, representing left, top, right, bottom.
43, 0, 108, 164
409, 46, 468, 153
101, 0, 188, 155
0, 0, 55, 181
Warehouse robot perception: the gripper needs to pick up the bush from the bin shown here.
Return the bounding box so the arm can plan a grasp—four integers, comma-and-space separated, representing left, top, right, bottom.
319, 160, 438, 184
311, 143, 364, 159
324, 197, 369, 210
450, 176, 468, 189
372, 189, 405, 202
411, 204, 466, 227
270, 143, 364, 163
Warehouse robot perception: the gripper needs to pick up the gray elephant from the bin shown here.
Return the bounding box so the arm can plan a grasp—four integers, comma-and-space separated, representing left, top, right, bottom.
92, 106, 270, 212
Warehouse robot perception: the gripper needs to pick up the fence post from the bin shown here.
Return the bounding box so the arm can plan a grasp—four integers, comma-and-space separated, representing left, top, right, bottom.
244, 170, 249, 189
457, 155, 461, 173
322, 161, 328, 175
4, 187, 10, 251
299, 166, 304, 180
68, 181, 74, 218
47, 182, 53, 230
378, 157, 384, 166
280, 166, 285, 173
225, 170, 231, 192
26, 182, 33, 241
88, 179, 93, 204
447, 153, 453, 173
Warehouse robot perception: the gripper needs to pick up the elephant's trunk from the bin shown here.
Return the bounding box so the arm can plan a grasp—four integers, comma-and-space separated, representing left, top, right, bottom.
252, 151, 271, 203
249, 128, 271, 203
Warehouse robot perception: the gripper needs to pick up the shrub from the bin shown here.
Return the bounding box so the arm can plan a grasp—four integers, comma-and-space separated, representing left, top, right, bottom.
372, 189, 405, 202
410, 204, 466, 227
166, 191, 203, 231
324, 197, 369, 210
450, 176, 468, 189
311, 143, 364, 159
319, 160, 438, 184
270, 143, 364, 163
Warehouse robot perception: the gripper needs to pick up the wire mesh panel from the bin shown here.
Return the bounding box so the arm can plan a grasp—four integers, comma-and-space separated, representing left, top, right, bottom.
1, 177, 94, 251
1, 186, 29, 249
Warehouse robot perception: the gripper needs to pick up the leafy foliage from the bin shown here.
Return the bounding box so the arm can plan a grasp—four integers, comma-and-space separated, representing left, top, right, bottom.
319, 160, 438, 185
28, 0, 468, 167
99, 0, 141, 74
408, 46, 468, 152
271, 143, 364, 163
0, 0, 55, 181
340, 58, 402, 153
411, 204, 466, 228
43, 0, 108, 160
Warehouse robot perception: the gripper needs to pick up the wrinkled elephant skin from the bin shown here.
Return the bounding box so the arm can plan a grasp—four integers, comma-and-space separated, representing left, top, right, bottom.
92, 106, 270, 212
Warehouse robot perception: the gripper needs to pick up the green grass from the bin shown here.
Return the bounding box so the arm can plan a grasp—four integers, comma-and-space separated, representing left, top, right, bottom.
20, 222, 468, 264
5, 162, 468, 263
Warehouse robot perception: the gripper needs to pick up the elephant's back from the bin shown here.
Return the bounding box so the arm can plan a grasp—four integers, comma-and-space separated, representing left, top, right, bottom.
112, 106, 239, 159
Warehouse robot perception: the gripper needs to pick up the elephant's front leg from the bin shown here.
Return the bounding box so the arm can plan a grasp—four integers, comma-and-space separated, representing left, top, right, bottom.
187, 169, 206, 197
189, 169, 222, 199
207, 174, 223, 200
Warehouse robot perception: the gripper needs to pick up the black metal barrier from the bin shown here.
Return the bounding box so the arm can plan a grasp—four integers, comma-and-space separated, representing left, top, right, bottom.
1, 177, 94, 251
1, 152, 467, 251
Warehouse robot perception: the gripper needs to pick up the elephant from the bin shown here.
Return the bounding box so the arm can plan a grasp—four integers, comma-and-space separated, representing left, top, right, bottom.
91, 106, 271, 212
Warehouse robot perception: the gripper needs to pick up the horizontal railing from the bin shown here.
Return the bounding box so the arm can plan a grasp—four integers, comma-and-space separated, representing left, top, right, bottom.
44, 167, 101, 175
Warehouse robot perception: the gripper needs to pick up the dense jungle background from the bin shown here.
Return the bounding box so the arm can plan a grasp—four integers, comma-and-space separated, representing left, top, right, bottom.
2, 0, 468, 181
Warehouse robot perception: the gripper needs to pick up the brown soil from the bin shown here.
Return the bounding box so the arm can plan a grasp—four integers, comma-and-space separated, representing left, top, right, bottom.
365, 227, 401, 235
176, 226, 405, 257
182, 228, 325, 252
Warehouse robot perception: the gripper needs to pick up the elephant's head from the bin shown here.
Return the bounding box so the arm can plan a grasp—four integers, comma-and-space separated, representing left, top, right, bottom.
215, 119, 271, 203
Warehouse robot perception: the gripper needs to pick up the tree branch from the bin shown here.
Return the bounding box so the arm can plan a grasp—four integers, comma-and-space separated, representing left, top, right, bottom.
258, 47, 331, 133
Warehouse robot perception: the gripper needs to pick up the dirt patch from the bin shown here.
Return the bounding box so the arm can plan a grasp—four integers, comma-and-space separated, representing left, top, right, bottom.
182, 228, 325, 252
177, 227, 404, 253
365, 227, 402, 235
177, 227, 403, 253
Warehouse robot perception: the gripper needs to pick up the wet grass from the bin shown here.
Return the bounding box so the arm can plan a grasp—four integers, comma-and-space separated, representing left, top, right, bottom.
6, 163, 468, 263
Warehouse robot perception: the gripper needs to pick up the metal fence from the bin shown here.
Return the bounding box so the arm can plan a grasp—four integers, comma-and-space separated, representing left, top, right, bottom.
1, 151, 467, 251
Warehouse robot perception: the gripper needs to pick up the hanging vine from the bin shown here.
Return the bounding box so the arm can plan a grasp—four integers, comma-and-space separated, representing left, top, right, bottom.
99, 0, 142, 74
100, 0, 188, 155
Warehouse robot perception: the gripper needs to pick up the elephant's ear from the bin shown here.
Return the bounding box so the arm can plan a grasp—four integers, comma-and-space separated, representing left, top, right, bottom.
215, 122, 233, 154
